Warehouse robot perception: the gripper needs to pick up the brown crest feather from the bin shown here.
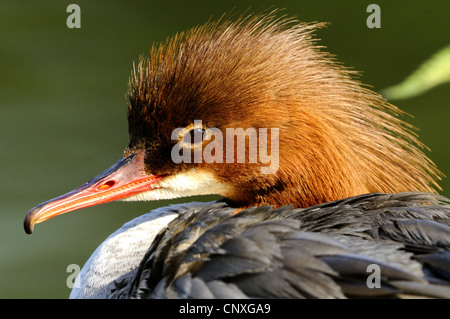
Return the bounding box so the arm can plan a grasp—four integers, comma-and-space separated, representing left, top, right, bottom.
127, 12, 443, 208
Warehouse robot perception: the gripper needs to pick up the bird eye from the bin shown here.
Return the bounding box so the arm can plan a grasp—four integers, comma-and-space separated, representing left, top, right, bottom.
182, 127, 206, 145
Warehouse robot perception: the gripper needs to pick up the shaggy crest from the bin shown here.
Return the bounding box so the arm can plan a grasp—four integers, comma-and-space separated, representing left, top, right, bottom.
126, 12, 442, 208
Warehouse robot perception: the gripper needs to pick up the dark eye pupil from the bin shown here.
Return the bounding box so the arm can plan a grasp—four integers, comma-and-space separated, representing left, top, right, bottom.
183, 128, 205, 144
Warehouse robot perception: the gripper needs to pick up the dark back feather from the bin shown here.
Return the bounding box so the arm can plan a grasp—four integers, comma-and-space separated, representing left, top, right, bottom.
111, 192, 450, 299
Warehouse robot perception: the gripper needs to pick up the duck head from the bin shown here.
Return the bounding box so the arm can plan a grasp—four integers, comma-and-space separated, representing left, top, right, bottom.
24, 13, 442, 234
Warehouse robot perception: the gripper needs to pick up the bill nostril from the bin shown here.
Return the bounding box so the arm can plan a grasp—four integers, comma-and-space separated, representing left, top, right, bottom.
98, 180, 116, 190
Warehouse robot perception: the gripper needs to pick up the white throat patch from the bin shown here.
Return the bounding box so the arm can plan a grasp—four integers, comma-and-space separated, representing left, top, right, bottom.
120, 169, 231, 202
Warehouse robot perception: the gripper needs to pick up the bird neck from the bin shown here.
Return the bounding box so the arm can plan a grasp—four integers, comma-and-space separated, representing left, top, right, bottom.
69, 204, 190, 298
221, 102, 442, 209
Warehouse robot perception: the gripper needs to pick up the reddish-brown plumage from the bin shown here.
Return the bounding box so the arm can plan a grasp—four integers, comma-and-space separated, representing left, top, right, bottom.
126, 13, 442, 209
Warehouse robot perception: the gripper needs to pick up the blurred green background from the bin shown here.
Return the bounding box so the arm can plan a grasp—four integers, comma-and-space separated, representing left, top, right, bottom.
1, 1, 449, 298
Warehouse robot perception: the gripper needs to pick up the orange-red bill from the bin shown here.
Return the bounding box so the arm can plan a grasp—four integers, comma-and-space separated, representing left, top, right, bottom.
24, 150, 164, 234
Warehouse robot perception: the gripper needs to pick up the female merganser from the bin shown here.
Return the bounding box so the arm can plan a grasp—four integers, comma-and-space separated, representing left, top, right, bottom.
24, 13, 450, 299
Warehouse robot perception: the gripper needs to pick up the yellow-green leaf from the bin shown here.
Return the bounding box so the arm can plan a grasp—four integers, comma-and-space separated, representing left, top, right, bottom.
382, 45, 450, 100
